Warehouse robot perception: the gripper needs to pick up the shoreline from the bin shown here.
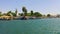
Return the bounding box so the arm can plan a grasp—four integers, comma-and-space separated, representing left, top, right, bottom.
0, 16, 59, 20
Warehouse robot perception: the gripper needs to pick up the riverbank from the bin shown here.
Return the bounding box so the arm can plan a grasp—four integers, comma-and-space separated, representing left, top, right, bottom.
0, 15, 59, 20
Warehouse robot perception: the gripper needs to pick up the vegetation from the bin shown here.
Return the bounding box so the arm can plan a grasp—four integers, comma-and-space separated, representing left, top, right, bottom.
27, 13, 31, 16
31, 10, 34, 16
47, 14, 51, 17
22, 7, 27, 16
34, 12, 42, 17
20, 13, 23, 16
11, 12, 16, 17
0, 7, 53, 19
15, 9, 18, 16
6, 11, 12, 16
0, 12, 2, 16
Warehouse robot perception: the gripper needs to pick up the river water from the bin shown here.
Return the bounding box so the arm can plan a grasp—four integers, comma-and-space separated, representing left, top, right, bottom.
0, 18, 60, 34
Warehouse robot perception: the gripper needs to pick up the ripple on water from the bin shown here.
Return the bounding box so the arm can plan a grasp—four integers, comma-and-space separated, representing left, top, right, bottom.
0, 18, 60, 34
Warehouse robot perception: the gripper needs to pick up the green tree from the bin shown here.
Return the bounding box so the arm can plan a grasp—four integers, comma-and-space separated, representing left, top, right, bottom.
20, 13, 23, 16
27, 13, 31, 16
47, 14, 51, 17
34, 12, 42, 17
22, 7, 27, 16
15, 9, 18, 16
0, 12, 2, 16
11, 12, 16, 17
6, 10, 17, 17
6, 11, 12, 16
31, 10, 33, 16
6, 11, 15, 16
18, 13, 20, 16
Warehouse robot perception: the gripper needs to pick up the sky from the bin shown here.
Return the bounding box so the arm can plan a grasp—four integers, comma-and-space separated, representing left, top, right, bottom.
0, 0, 60, 15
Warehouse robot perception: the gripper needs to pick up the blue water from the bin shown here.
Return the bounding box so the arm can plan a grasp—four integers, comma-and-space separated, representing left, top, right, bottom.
0, 18, 60, 34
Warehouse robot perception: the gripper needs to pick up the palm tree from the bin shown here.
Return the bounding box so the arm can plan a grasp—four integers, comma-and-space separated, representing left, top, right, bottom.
31, 10, 33, 16
22, 7, 27, 16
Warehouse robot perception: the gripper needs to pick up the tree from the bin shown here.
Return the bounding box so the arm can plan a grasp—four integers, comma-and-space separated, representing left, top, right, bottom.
47, 14, 51, 17
31, 10, 33, 16
22, 7, 27, 16
20, 13, 23, 16
7, 11, 11, 13
27, 13, 31, 16
11, 12, 16, 17
34, 12, 42, 17
6, 11, 12, 16
0, 12, 2, 16
15, 9, 18, 16
18, 13, 21, 16
6, 10, 18, 17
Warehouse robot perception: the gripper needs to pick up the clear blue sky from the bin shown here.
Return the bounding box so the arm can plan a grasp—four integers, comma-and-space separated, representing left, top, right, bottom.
0, 0, 60, 15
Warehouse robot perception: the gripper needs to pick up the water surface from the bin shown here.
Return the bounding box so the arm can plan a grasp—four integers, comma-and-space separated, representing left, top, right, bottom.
0, 18, 60, 34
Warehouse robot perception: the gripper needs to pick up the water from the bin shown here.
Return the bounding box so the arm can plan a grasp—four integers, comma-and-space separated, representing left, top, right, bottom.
0, 18, 60, 34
